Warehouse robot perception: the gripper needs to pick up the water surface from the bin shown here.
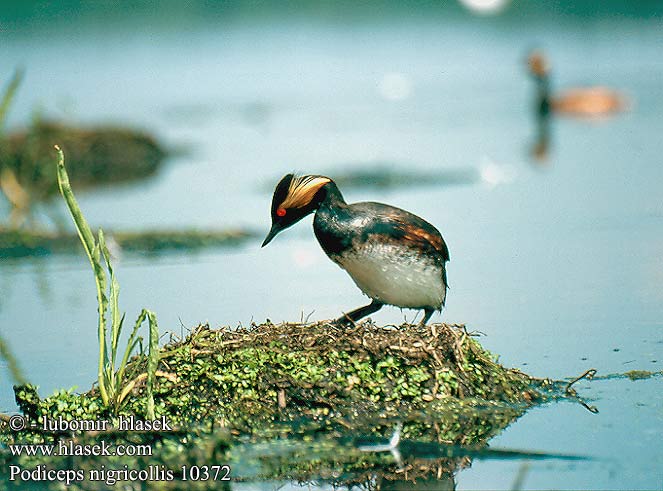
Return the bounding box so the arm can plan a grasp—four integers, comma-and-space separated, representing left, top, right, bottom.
1, 3, 662, 489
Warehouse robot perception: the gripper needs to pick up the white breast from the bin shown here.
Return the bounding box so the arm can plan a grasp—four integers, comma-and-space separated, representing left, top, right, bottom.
334, 242, 446, 309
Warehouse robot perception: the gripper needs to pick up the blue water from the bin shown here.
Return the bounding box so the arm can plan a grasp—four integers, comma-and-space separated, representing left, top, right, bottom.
1, 3, 662, 489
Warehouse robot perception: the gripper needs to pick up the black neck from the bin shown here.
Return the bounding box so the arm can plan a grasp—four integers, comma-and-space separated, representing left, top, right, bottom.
312, 180, 352, 256
318, 180, 346, 208
534, 74, 551, 117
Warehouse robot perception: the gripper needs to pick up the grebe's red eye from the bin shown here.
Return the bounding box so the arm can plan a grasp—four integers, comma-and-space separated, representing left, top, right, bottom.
276, 207, 287, 217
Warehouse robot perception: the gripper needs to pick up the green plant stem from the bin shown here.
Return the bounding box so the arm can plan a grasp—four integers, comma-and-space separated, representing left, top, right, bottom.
146, 310, 159, 419
55, 145, 109, 405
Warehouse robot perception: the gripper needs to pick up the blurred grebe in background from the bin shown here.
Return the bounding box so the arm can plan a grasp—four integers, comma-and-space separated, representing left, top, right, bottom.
527, 50, 629, 118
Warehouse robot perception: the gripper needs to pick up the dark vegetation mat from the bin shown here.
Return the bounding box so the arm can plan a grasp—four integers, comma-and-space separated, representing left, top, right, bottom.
2, 121, 165, 196
0, 227, 258, 258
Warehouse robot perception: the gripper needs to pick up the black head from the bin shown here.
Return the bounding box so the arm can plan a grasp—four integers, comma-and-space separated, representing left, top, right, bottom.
262, 173, 332, 247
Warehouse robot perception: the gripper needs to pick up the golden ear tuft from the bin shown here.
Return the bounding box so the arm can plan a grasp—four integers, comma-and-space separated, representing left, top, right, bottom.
280, 175, 331, 209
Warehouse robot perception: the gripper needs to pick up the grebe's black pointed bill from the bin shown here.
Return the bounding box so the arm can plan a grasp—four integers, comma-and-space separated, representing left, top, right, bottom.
261, 224, 282, 247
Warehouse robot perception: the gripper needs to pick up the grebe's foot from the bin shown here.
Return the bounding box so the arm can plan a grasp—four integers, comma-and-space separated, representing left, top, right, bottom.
417, 308, 434, 327
334, 300, 383, 327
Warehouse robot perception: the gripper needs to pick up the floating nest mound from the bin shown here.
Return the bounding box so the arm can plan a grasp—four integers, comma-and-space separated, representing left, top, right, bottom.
154, 322, 548, 434
2, 322, 555, 490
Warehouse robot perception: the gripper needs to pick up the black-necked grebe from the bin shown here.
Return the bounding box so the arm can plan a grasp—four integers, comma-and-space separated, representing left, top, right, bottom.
527, 50, 628, 118
262, 174, 449, 326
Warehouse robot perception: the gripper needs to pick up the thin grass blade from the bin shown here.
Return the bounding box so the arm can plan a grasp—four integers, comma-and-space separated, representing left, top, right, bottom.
100, 229, 122, 365
116, 310, 147, 387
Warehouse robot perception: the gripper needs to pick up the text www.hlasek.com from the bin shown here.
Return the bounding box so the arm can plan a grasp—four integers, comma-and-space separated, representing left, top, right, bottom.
9, 439, 151, 458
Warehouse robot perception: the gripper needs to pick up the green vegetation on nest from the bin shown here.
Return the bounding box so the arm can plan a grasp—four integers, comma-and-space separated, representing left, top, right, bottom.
148, 321, 548, 438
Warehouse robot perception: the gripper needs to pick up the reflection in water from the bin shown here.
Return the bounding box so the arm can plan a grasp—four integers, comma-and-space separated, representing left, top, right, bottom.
526, 50, 629, 162
531, 106, 552, 163
32, 258, 54, 308
364, 433, 585, 489
379, 474, 455, 491
231, 422, 586, 491
0, 331, 28, 386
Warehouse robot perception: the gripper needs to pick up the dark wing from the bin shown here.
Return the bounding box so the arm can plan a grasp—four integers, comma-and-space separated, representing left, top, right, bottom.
352, 202, 450, 263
